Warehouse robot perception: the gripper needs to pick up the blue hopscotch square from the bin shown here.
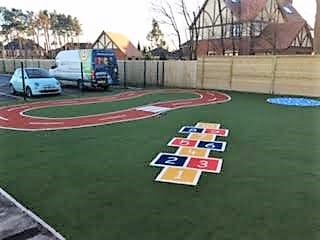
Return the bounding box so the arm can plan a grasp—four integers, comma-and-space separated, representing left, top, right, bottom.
179, 126, 204, 134
197, 140, 227, 152
150, 153, 189, 167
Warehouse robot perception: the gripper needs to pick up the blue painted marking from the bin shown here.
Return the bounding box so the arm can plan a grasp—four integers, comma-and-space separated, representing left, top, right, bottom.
267, 98, 320, 107
180, 126, 204, 134
153, 154, 188, 167
197, 141, 226, 152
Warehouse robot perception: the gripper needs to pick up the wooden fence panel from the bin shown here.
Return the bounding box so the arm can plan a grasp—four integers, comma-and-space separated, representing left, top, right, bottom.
125, 60, 144, 86
198, 57, 232, 90
164, 61, 197, 88
117, 61, 124, 85
274, 55, 320, 97
232, 56, 274, 94
38, 60, 55, 70
146, 60, 163, 86
3, 59, 15, 73
0, 59, 5, 73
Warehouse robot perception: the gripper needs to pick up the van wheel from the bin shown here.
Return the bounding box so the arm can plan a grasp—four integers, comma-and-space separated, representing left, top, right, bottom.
9, 84, 16, 95
26, 87, 33, 98
77, 80, 84, 91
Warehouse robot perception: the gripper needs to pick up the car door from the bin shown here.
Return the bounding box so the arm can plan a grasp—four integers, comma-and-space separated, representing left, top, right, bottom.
14, 69, 23, 92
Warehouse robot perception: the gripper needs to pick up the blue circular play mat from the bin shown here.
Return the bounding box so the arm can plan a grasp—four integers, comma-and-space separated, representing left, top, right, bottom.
267, 97, 320, 107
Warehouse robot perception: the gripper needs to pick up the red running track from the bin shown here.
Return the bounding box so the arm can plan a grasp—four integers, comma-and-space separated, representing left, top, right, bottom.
0, 90, 231, 131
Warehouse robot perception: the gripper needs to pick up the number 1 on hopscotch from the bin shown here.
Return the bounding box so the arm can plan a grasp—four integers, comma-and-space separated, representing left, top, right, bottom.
174, 170, 184, 180
155, 167, 202, 186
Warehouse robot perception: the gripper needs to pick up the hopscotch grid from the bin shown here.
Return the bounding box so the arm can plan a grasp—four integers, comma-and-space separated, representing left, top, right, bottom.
151, 121, 229, 186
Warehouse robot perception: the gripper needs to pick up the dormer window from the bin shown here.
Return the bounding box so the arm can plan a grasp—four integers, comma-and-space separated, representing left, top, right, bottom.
230, 24, 242, 37
283, 6, 293, 14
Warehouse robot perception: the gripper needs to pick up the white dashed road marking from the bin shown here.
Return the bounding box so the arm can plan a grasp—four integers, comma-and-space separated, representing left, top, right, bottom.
136, 105, 171, 113
0, 116, 8, 121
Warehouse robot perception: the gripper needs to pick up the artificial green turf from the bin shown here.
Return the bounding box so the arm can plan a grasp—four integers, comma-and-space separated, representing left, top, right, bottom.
0, 90, 319, 240
27, 92, 197, 118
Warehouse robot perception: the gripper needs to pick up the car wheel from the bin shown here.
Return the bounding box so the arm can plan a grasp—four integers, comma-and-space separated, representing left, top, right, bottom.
26, 87, 33, 98
103, 85, 109, 91
9, 84, 16, 95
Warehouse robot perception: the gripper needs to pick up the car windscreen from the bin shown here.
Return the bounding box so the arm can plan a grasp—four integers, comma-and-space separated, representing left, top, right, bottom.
25, 69, 51, 78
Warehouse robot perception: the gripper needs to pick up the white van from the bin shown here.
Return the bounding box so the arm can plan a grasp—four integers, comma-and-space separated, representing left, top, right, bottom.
50, 49, 119, 90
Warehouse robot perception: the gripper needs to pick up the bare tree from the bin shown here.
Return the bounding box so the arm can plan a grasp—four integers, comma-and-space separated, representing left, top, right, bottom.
314, 0, 320, 54
179, 0, 200, 59
151, 0, 183, 58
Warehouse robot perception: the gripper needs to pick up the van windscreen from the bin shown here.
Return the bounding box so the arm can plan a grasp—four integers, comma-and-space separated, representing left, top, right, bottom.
95, 56, 114, 67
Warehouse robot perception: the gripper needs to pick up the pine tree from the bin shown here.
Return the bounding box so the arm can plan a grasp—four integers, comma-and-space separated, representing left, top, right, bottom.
146, 19, 166, 50
137, 41, 141, 51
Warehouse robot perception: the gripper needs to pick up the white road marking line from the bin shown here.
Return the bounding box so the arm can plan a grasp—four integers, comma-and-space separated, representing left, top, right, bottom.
0, 91, 22, 99
0, 116, 8, 121
171, 101, 195, 106
99, 114, 127, 121
7, 106, 26, 111
29, 122, 63, 125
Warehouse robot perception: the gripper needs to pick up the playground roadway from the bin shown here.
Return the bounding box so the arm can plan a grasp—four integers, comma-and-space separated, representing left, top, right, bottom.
0, 89, 231, 131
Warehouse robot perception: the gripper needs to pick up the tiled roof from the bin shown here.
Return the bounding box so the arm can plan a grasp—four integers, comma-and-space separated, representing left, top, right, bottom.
105, 32, 142, 58
278, 0, 307, 24
225, 0, 267, 21
257, 21, 305, 49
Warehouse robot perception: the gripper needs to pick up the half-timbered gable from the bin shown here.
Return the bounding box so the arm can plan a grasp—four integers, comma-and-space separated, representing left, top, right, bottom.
190, 0, 313, 56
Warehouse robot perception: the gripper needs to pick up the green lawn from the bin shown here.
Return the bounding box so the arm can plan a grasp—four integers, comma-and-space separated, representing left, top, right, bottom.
0, 90, 319, 240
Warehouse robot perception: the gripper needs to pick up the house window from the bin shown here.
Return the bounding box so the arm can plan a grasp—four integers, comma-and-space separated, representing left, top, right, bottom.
230, 24, 241, 37
283, 6, 293, 14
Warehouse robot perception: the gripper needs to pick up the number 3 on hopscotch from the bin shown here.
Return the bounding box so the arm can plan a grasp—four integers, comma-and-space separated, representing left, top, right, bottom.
198, 160, 208, 168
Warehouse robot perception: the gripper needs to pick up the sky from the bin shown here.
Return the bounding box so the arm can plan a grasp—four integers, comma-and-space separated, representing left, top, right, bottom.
0, 0, 316, 49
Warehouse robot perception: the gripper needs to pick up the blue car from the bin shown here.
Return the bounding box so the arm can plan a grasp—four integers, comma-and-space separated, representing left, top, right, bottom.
9, 68, 62, 97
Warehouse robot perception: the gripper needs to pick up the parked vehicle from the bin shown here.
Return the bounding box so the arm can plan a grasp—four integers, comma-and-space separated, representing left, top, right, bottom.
9, 68, 62, 97
49, 49, 119, 90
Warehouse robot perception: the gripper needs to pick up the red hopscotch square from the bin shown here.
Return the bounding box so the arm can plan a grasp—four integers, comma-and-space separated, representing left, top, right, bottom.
170, 138, 198, 148
186, 157, 222, 173
204, 128, 228, 136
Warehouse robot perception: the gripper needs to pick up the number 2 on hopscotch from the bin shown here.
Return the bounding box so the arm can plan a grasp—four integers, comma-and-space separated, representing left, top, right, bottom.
165, 157, 178, 165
